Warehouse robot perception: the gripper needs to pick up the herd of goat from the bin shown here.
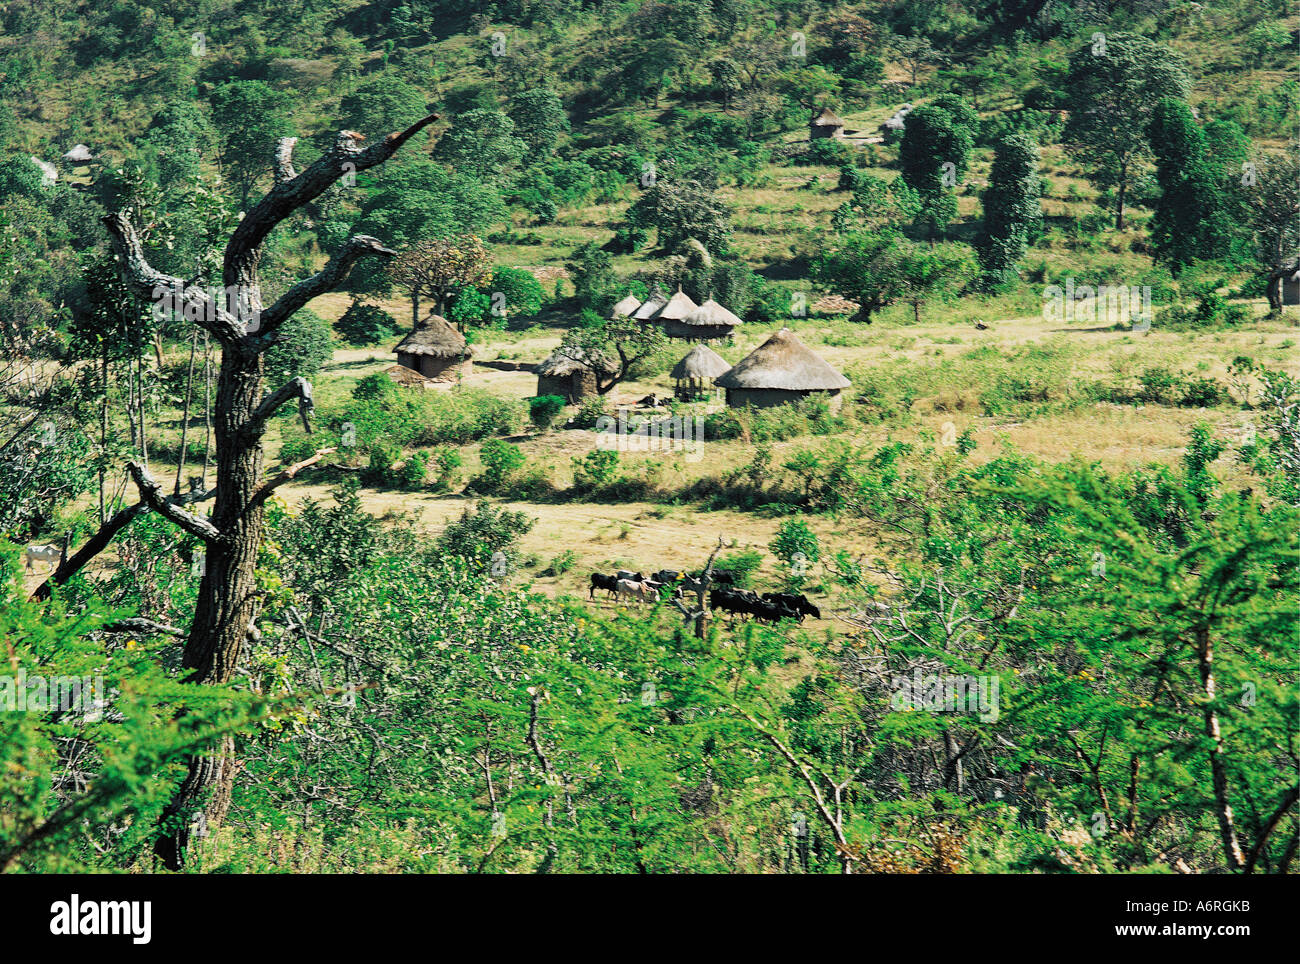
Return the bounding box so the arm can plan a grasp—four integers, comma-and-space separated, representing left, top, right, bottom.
588, 569, 821, 624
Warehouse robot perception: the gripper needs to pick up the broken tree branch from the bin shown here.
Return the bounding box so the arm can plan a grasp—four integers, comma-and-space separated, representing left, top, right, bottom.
224, 114, 440, 292
126, 462, 225, 544
101, 212, 245, 343
256, 236, 396, 336
246, 376, 315, 436
245, 448, 337, 515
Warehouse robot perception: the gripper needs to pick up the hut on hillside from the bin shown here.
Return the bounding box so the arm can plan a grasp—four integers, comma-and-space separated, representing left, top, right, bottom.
715, 327, 850, 411
535, 347, 615, 403
62, 144, 94, 164
671, 344, 731, 400
669, 298, 744, 341
631, 291, 668, 321
810, 107, 846, 140
392, 313, 472, 383
649, 287, 699, 330
611, 293, 643, 318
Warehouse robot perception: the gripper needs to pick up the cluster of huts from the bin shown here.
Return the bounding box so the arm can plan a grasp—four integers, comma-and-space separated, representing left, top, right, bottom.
389, 288, 851, 412
536, 287, 850, 410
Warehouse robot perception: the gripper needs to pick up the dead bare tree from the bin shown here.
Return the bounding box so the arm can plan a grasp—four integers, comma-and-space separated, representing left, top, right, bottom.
76, 116, 439, 868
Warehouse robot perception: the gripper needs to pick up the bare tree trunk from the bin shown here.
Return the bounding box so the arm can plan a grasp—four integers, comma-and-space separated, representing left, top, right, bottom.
202, 332, 211, 489
1196, 626, 1245, 871
175, 328, 198, 496
98, 116, 439, 869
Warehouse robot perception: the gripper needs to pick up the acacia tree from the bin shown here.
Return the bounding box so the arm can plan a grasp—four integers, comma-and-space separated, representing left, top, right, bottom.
40, 116, 439, 868
389, 234, 492, 326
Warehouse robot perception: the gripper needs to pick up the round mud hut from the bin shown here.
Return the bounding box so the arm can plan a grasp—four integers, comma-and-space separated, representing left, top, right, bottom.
671, 343, 731, 401
669, 298, 744, 341
810, 107, 846, 140
715, 327, 850, 411
535, 347, 615, 403
392, 313, 473, 383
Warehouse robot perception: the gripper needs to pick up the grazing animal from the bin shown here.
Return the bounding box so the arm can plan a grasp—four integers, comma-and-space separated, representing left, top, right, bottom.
708, 569, 736, 586
25, 543, 61, 570
617, 578, 662, 604
590, 572, 619, 600
652, 569, 681, 585
762, 592, 821, 621
616, 570, 645, 584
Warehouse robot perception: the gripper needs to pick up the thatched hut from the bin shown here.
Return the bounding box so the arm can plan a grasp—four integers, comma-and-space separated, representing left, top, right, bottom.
715, 327, 850, 411
649, 287, 699, 333
810, 107, 846, 140
611, 293, 642, 318
671, 344, 731, 400
631, 292, 668, 321
668, 298, 744, 341
535, 347, 614, 403
392, 313, 472, 383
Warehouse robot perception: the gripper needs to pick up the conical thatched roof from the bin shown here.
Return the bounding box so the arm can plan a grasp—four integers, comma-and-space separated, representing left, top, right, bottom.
715, 328, 850, 391
812, 107, 846, 128
536, 345, 617, 377
671, 344, 731, 381
393, 314, 471, 359
611, 293, 642, 318
631, 292, 668, 320
679, 299, 743, 329
650, 287, 699, 322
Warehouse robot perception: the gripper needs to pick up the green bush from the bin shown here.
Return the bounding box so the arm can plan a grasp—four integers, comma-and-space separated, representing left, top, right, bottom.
571, 449, 619, 492
529, 395, 566, 432
335, 300, 399, 346
399, 450, 428, 489
264, 309, 334, 387
476, 438, 526, 491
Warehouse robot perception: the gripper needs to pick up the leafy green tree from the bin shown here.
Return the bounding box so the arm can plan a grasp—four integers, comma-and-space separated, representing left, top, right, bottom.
977, 132, 1043, 284
339, 75, 430, 139
1062, 33, 1191, 230
626, 177, 731, 254
567, 241, 619, 312
810, 228, 910, 324
508, 88, 568, 157
475, 439, 527, 491
209, 80, 295, 206
1147, 98, 1233, 273
335, 299, 400, 346
264, 309, 334, 387
900, 102, 973, 239
435, 109, 528, 182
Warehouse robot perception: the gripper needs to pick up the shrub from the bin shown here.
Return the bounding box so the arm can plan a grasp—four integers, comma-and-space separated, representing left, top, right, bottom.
430, 447, 463, 491
529, 395, 566, 432
264, 309, 334, 386
571, 450, 619, 492
475, 438, 526, 491
436, 501, 536, 568
571, 394, 609, 429
399, 450, 428, 489
336, 300, 399, 345
769, 518, 821, 589
365, 439, 401, 486
709, 549, 763, 588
